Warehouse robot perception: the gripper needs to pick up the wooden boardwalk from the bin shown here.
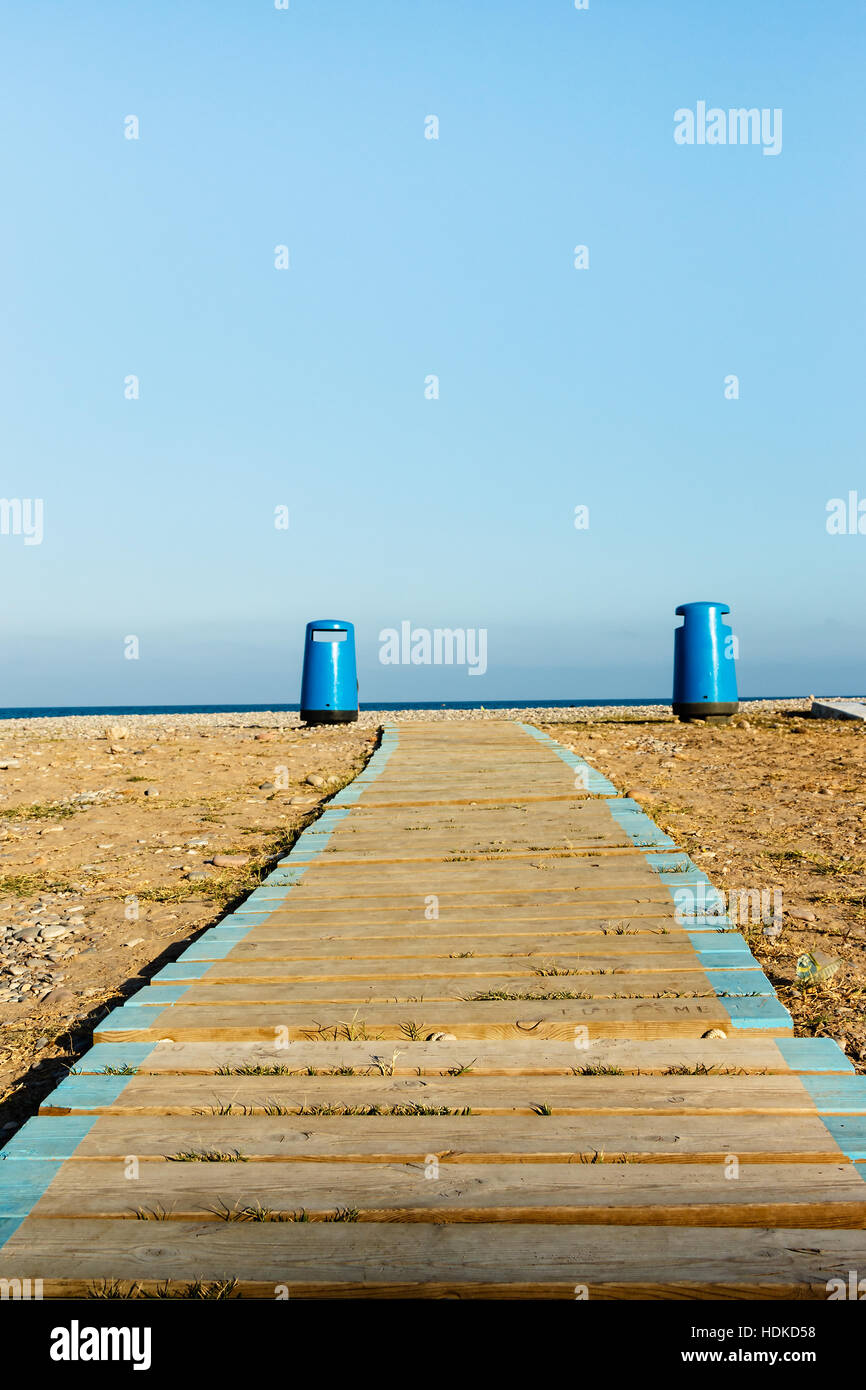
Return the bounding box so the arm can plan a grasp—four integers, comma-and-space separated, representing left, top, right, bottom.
1, 720, 865, 1298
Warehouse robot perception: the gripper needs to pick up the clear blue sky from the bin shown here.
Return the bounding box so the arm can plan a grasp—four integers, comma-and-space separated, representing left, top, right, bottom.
1, 0, 863, 705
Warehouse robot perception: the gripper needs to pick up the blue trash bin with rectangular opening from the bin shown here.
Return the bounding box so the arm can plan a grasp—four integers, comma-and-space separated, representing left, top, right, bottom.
300, 620, 358, 724
672, 602, 738, 720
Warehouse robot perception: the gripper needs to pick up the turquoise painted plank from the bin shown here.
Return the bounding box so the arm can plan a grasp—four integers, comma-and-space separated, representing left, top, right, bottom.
124, 985, 188, 1007
724, 996, 792, 1030
670, 895, 733, 917
799, 1076, 866, 1114
823, 1117, 866, 1161
41, 1075, 135, 1111
176, 937, 250, 961
0, 1160, 64, 1217
688, 930, 748, 952
694, 950, 759, 970
681, 915, 735, 931
96, 1006, 161, 1034
776, 1038, 855, 1074
216, 912, 270, 925
70, 1044, 156, 1075
0, 1117, 98, 1161
152, 963, 212, 982
705, 968, 774, 996
0, 1218, 24, 1249
658, 872, 713, 888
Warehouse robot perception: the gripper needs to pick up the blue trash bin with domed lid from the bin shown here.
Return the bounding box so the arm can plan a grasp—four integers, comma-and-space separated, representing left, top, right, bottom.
672, 602, 738, 720
300, 619, 359, 724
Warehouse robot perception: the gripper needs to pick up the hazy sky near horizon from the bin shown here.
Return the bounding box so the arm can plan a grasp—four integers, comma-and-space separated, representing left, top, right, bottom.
1, 0, 864, 706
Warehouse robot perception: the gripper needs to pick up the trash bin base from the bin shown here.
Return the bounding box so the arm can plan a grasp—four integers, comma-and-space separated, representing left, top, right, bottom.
300, 709, 359, 725
673, 702, 739, 721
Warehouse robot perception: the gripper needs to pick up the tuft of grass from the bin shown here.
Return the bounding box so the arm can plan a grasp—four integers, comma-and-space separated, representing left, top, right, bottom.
573, 1064, 624, 1076
213, 1200, 298, 1223
135, 1204, 171, 1220
88, 1278, 239, 1300
215, 1063, 293, 1076
445, 1059, 476, 1076
167, 1149, 248, 1162
0, 872, 77, 897
530, 1102, 553, 1115
0, 802, 77, 821
468, 988, 590, 1001
399, 1019, 426, 1040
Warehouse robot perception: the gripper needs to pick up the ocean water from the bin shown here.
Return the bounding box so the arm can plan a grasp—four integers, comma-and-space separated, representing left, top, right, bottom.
0, 697, 795, 720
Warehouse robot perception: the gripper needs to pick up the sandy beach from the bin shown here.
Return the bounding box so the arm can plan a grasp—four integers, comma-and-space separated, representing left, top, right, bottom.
1, 701, 864, 1145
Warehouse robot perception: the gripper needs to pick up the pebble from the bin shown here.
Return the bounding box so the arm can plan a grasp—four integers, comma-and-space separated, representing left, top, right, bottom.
258, 783, 276, 791
40, 925, 70, 941
211, 854, 250, 868
144, 788, 160, 798
306, 774, 325, 788
788, 908, 817, 922
122, 938, 145, 948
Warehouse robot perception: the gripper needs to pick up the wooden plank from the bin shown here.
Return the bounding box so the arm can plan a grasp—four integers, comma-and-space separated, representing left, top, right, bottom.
159, 953, 726, 982
19, 1160, 866, 1228
93, 996, 750, 1042
141, 969, 768, 1004
186, 939, 736, 965
1, 1220, 863, 1297
15, 1112, 852, 1164
41, 1073, 833, 1117
70, 1036, 853, 1077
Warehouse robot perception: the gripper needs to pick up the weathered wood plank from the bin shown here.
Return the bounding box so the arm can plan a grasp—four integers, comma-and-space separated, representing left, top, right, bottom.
16, 1112, 851, 1164
41, 1073, 833, 1117
70, 1036, 852, 1077
21, 1161, 866, 1228
1, 1220, 863, 1297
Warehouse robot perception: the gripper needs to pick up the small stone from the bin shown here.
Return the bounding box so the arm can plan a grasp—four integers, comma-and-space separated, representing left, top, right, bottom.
105, 725, 130, 741
254, 732, 275, 742
43, 988, 74, 1004
210, 854, 250, 868
306, 774, 325, 788
185, 869, 212, 881
40, 925, 70, 941
788, 907, 817, 922
144, 788, 160, 798
290, 797, 316, 807
13, 927, 40, 942
702, 1028, 727, 1040
122, 938, 145, 948
258, 783, 276, 792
